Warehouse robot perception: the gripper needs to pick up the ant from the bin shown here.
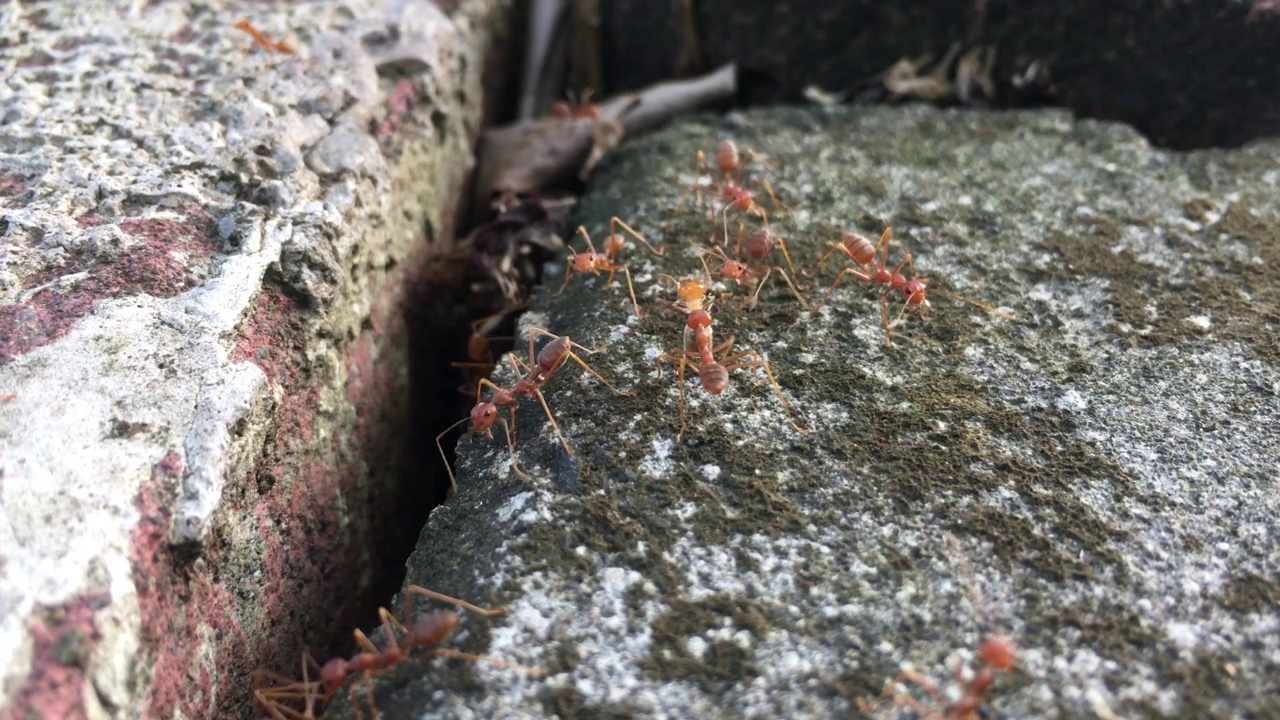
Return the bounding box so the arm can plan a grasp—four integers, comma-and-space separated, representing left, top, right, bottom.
859, 636, 1019, 720
560, 217, 664, 319
654, 303, 805, 439
233, 19, 295, 55
452, 301, 530, 397
860, 533, 1020, 720
816, 227, 1013, 345
548, 89, 601, 120
437, 329, 630, 489
701, 223, 810, 310
676, 139, 789, 241
319, 587, 545, 719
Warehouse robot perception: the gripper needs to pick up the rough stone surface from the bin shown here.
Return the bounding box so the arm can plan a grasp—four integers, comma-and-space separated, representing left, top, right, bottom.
0, 0, 501, 717
338, 106, 1280, 719
598, 0, 1280, 149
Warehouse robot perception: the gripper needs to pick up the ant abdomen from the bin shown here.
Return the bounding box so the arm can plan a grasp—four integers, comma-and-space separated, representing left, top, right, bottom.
842, 231, 878, 266
700, 363, 730, 394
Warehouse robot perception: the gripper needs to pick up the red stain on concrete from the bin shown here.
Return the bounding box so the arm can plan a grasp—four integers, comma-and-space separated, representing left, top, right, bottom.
374, 79, 421, 147
0, 592, 108, 720
0, 170, 30, 197
0, 209, 217, 364
130, 451, 253, 720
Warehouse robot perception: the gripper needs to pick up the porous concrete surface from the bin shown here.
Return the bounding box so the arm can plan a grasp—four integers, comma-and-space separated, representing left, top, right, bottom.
341, 106, 1280, 719
0, 0, 503, 717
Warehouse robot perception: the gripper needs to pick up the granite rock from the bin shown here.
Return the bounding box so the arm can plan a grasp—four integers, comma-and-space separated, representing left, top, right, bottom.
346, 106, 1280, 719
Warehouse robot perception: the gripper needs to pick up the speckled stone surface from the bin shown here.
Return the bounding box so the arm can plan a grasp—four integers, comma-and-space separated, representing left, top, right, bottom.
0, 0, 503, 717
341, 106, 1280, 719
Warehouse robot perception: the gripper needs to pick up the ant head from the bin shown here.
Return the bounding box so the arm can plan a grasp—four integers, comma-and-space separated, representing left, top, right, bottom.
470, 402, 499, 431
319, 657, 348, 693
686, 309, 713, 330
732, 192, 757, 212
700, 363, 729, 394
570, 253, 595, 273
977, 636, 1018, 672
902, 279, 928, 304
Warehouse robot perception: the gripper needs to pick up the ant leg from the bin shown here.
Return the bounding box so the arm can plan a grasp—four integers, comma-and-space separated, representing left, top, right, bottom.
610, 216, 664, 255
560, 351, 633, 395
772, 234, 801, 282
613, 263, 642, 319
879, 291, 896, 346
734, 222, 746, 260
760, 180, 792, 218
656, 354, 692, 440
528, 386, 573, 455
575, 225, 600, 255
875, 227, 894, 268
727, 348, 803, 430
558, 254, 577, 294
405, 586, 508, 617
436, 416, 471, 491
883, 668, 947, 706
498, 418, 531, 480
722, 353, 806, 433
808, 241, 856, 277
427, 647, 549, 677
773, 267, 812, 309
824, 267, 874, 300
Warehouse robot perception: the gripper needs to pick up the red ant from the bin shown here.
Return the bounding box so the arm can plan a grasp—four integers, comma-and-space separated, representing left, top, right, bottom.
437, 328, 630, 489
452, 301, 530, 397
654, 296, 805, 439
860, 635, 1019, 719
560, 217, 664, 319
701, 224, 810, 310
233, 19, 295, 54
860, 532, 1020, 719
319, 587, 545, 719
548, 89, 601, 120
816, 226, 1013, 345
676, 140, 789, 241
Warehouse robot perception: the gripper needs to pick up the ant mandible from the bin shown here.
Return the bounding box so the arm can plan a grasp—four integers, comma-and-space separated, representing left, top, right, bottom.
560, 217, 664, 319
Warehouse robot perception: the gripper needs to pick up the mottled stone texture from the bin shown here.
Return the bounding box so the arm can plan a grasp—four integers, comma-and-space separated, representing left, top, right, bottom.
337, 107, 1280, 719
0, 0, 502, 717
597, 0, 1280, 149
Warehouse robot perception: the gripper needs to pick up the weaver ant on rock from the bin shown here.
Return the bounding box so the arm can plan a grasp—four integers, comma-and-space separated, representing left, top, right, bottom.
560, 217, 663, 319
319, 587, 545, 719
702, 223, 810, 310
655, 304, 805, 439
814, 227, 1013, 345
676, 139, 790, 239
859, 636, 1019, 720
437, 329, 630, 488
860, 532, 1021, 720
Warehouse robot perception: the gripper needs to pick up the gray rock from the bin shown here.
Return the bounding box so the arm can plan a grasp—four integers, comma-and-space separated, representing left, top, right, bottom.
346, 106, 1280, 719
